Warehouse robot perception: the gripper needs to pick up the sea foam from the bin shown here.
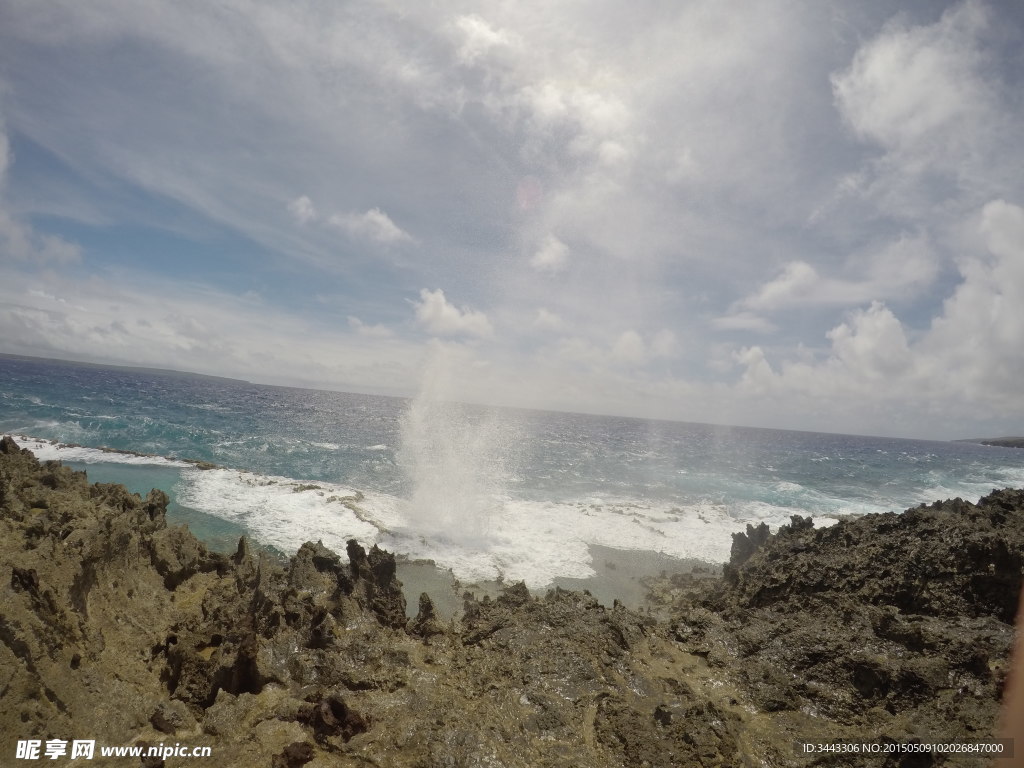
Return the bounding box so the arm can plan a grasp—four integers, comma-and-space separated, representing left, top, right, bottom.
174, 468, 392, 556
13, 435, 193, 468
6, 435, 864, 588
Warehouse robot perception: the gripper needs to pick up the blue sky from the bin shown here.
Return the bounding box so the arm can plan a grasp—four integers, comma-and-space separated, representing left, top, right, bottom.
1, 0, 1023, 440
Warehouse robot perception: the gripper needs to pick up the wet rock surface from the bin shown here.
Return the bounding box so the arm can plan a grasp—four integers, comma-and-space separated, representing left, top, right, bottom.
1, 435, 1019, 766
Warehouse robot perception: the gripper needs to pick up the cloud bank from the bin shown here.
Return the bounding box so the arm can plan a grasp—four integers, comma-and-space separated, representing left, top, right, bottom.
0, 1, 1022, 439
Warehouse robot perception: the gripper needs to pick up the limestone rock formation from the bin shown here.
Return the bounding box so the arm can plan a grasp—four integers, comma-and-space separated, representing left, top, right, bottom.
1, 435, 1019, 766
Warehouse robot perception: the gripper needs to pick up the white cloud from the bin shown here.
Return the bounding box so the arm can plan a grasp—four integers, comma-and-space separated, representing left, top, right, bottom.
413, 288, 493, 338
826, 301, 912, 380
454, 15, 515, 63
2, 2, 1024, 438
832, 1, 989, 152
530, 234, 569, 273
711, 311, 777, 334
0, 208, 33, 261
520, 81, 568, 125
35, 232, 82, 264
733, 345, 778, 395
347, 315, 393, 338
562, 328, 678, 369
725, 199, 1024, 430
610, 329, 675, 368
287, 195, 316, 225
328, 207, 412, 244
735, 233, 937, 314
611, 330, 646, 366
743, 261, 820, 311
564, 90, 632, 161
730, 302, 915, 403
980, 198, 1024, 267
0, 125, 9, 183
0, 270, 420, 393
650, 329, 677, 358
665, 147, 697, 185
859, 234, 938, 294
827, 0, 1018, 224
0, 122, 82, 265
549, 336, 605, 370
533, 308, 563, 332
920, 199, 1024, 398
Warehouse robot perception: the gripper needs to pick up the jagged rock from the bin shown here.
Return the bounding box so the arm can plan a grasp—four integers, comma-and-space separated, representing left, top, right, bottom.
149, 524, 208, 589
720, 492, 1024, 621
272, 742, 315, 768
290, 540, 348, 594
234, 535, 250, 564
298, 693, 370, 744
723, 521, 770, 583
150, 699, 196, 734
644, 488, 1023, 746
409, 592, 444, 638
345, 539, 407, 629
307, 608, 339, 648
0, 434, 23, 454
1, 435, 1020, 767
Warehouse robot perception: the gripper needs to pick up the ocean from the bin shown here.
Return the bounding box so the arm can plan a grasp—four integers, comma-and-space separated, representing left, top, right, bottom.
4, 354, 1024, 607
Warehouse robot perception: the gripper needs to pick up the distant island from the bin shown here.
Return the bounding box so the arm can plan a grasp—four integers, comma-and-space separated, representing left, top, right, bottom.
956, 436, 1024, 449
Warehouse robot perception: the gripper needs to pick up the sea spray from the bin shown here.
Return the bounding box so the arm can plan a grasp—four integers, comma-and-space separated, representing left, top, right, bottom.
396, 348, 512, 543
7, 356, 1024, 586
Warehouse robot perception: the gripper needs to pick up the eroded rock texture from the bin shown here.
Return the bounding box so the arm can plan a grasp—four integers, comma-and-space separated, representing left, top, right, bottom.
1, 434, 1019, 767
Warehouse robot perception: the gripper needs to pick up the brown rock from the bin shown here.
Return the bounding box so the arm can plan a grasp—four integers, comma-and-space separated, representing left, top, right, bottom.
1, 435, 1020, 767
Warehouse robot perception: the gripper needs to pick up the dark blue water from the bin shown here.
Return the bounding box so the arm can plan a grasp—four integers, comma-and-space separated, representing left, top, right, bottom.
3, 354, 1022, 586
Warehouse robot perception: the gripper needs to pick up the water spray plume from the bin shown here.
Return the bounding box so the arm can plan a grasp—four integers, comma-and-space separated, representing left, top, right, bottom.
397, 347, 509, 544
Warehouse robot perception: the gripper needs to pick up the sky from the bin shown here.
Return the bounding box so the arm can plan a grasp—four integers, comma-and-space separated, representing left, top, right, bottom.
1, 0, 1023, 441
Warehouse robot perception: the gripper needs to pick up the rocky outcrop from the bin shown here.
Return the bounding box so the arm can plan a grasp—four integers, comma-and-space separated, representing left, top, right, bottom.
0, 439, 410, 765
722, 491, 1024, 622
647, 491, 1023, 765
1, 437, 760, 765
1, 435, 1020, 766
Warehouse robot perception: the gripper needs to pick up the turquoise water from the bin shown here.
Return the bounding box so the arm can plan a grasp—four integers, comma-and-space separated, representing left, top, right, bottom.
3, 354, 1023, 588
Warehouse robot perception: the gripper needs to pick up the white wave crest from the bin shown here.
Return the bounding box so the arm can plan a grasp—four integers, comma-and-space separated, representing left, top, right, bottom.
11, 435, 192, 468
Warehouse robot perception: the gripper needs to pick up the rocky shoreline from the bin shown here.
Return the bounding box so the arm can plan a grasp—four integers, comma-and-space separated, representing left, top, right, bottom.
1, 434, 1020, 766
